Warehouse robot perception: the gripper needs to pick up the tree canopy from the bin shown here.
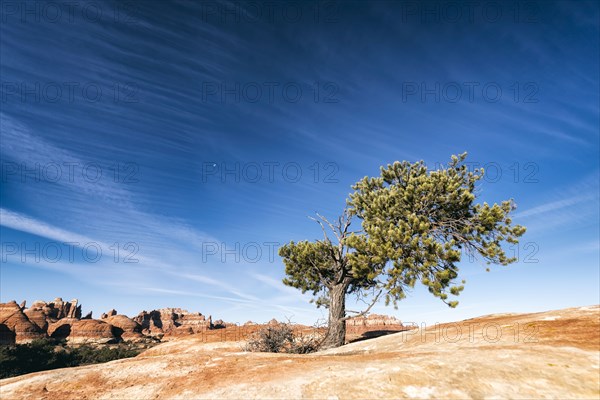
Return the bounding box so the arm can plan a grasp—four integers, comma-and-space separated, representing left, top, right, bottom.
279, 153, 526, 348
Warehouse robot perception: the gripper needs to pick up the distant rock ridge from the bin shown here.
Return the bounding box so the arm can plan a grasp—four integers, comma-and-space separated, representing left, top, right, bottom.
0, 299, 215, 345
133, 308, 212, 338
0, 298, 406, 345
346, 314, 404, 327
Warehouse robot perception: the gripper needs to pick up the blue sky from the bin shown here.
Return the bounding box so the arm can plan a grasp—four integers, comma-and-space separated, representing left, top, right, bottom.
1, 0, 598, 325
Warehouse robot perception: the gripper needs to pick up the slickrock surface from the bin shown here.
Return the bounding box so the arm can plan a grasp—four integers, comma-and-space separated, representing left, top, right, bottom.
1, 305, 598, 399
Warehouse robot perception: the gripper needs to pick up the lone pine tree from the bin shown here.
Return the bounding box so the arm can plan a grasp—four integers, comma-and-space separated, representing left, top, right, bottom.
279, 153, 526, 349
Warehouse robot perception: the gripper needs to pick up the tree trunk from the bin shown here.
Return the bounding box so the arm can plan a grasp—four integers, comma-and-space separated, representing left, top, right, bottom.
321, 282, 349, 349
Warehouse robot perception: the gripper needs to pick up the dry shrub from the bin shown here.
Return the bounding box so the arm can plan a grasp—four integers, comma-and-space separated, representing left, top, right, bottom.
244, 320, 325, 354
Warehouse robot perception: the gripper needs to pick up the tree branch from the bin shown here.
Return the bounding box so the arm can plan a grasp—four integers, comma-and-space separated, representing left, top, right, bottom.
315, 212, 341, 242
309, 215, 331, 243
341, 289, 383, 321
305, 258, 327, 287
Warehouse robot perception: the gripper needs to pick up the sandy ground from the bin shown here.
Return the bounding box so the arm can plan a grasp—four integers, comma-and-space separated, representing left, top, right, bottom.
1, 305, 598, 399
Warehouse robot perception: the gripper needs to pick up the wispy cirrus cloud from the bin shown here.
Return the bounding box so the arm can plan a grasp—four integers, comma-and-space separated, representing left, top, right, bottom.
513, 173, 599, 233
0, 113, 265, 307
0, 208, 98, 246
514, 194, 597, 218
0, 207, 270, 309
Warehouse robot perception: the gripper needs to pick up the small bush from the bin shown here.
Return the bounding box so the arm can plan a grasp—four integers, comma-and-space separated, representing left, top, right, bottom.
244, 321, 324, 354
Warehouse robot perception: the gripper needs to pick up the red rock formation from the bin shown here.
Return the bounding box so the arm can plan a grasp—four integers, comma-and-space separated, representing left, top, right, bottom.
179, 311, 211, 332
165, 326, 194, 338
44, 298, 81, 319
23, 307, 49, 331
24, 298, 81, 328
47, 318, 76, 340
23, 298, 81, 331
134, 308, 212, 336
345, 314, 407, 339
48, 318, 116, 344
213, 319, 229, 328
100, 309, 117, 319
5, 298, 230, 344
134, 311, 163, 337
0, 301, 45, 343
346, 314, 404, 327
104, 315, 144, 342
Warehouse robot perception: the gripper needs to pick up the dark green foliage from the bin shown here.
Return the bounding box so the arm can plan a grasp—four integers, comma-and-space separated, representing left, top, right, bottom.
280, 240, 340, 307
346, 153, 526, 307
68, 343, 142, 365
0, 339, 145, 379
0, 339, 72, 378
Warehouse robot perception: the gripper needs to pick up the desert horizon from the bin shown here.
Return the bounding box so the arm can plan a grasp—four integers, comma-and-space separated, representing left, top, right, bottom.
1, 304, 598, 398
